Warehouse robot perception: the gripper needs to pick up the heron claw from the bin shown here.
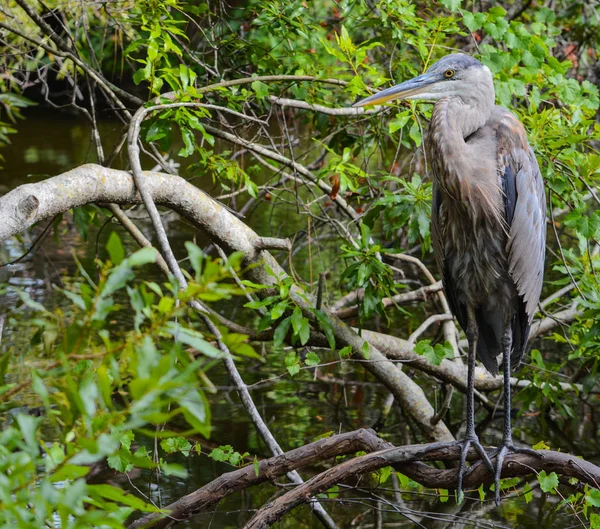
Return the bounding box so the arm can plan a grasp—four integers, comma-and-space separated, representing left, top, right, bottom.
492, 443, 542, 505
451, 435, 494, 503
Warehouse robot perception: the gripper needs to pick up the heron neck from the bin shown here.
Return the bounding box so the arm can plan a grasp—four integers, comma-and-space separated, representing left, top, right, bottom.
428, 97, 492, 178
428, 96, 500, 216
436, 95, 493, 139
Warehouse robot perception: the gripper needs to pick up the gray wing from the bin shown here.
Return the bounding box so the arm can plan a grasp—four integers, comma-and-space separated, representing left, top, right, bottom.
496, 109, 547, 360
431, 181, 468, 336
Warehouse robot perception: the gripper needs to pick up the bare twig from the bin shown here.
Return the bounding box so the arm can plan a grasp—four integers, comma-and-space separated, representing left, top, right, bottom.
269, 96, 381, 116
408, 314, 454, 344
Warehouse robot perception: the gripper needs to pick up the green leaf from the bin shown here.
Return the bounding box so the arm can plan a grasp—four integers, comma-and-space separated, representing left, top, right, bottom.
245, 296, 278, 310
291, 307, 310, 345
179, 63, 189, 89
127, 247, 158, 267
312, 431, 334, 441
314, 310, 335, 349
339, 345, 352, 358
538, 470, 559, 493
60, 287, 86, 310
285, 351, 300, 376
522, 482, 533, 503
440, 0, 461, 12
16, 414, 39, 453
414, 340, 451, 366
146, 119, 171, 142
209, 446, 230, 462
274, 316, 292, 348
462, 11, 485, 32
270, 300, 289, 320
179, 388, 210, 434
164, 322, 223, 358
409, 121, 422, 147
378, 466, 392, 484
361, 341, 370, 360
254, 455, 260, 477
162, 462, 188, 478
389, 112, 410, 134
586, 488, 600, 507
185, 241, 204, 277
178, 126, 195, 157
532, 440, 550, 450
50, 464, 90, 483
251, 80, 269, 100
305, 352, 320, 366
106, 231, 125, 265
161, 437, 192, 456
477, 483, 486, 501
88, 484, 162, 512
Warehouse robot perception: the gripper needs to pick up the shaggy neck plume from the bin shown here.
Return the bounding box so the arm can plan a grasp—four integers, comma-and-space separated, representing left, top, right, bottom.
427, 81, 500, 218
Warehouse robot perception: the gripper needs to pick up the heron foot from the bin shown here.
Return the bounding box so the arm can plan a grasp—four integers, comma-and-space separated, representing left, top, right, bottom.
492, 443, 542, 506
453, 435, 494, 503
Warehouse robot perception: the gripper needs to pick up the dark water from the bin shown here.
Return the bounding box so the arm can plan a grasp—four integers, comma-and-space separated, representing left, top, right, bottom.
1, 109, 597, 528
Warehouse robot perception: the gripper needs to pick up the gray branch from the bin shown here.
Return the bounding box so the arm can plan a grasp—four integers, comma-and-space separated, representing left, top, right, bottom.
0, 165, 454, 442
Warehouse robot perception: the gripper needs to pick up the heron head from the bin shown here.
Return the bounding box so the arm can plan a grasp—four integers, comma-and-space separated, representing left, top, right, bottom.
353, 53, 493, 107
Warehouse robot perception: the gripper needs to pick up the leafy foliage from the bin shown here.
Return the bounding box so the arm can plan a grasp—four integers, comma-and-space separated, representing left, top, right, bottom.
1, 0, 600, 525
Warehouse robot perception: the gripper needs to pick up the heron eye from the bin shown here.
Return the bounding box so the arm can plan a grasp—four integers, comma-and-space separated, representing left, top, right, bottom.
444, 69, 455, 78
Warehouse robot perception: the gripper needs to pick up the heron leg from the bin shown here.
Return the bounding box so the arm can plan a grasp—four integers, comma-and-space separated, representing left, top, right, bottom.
455, 306, 494, 502
492, 319, 540, 506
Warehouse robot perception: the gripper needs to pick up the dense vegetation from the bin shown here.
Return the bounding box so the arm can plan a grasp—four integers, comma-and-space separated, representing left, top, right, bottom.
0, 0, 600, 527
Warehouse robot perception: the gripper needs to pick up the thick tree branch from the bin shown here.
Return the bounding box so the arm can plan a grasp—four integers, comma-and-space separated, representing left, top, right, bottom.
126, 429, 600, 529
0, 165, 454, 442
127, 428, 389, 529
0, 169, 586, 403
243, 442, 600, 529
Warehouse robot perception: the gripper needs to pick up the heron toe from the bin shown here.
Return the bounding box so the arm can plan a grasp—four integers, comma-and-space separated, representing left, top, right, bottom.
453, 435, 494, 503
493, 443, 541, 505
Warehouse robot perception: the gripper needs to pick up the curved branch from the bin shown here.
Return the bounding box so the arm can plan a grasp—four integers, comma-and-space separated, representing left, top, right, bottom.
128, 428, 389, 529
198, 75, 349, 94
530, 306, 582, 339
126, 428, 600, 529
127, 99, 340, 529
332, 282, 443, 320
363, 329, 590, 396
408, 314, 454, 344
0, 165, 455, 441
269, 96, 380, 116
0, 169, 585, 404
287, 285, 454, 442
243, 443, 600, 529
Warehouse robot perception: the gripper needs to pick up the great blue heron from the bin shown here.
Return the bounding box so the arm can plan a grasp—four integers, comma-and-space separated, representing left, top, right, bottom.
354, 54, 546, 503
